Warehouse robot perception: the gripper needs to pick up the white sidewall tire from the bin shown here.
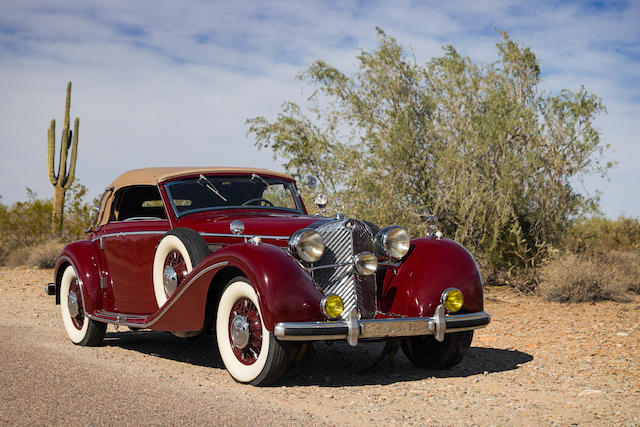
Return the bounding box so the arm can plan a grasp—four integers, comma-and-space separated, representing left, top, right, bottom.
60, 266, 89, 344
216, 280, 270, 383
153, 235, 194, 308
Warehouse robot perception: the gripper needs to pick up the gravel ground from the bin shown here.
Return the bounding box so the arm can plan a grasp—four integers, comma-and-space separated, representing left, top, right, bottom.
0, 266, 638, 426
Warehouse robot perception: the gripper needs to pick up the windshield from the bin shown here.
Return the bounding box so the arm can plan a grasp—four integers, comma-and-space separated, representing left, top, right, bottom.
165, 175, 302, 216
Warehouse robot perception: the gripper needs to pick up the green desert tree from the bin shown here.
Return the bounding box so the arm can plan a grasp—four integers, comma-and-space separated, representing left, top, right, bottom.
247, 29, 610, 284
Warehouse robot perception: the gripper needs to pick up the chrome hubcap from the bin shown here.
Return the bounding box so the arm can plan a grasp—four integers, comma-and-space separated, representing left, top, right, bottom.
163, 265, 178, 296
67, 290, 79, 317
230, 315, 250, 349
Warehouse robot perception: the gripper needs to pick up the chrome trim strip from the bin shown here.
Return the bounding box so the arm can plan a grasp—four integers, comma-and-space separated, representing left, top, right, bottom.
307, 261, 353, 272
86, 261, 229, 328
378, 261, 402, 268
92, 230, 289, 243
91, 230, 167, 242
199, 232, 290, 240
274, 307, 491, 343
95, 310, 147, 320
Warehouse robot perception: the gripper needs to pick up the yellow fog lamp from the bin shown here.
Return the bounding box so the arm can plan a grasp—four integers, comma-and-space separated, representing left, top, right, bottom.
321, 294, 344, 319
441, 288, 463, 313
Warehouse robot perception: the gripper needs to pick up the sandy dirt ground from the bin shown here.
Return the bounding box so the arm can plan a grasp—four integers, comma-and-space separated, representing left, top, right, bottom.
0, 266, 638, 426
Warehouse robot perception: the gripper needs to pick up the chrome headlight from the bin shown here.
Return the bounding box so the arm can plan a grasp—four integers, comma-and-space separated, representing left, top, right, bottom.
354, 252, 378, 276
374, 226, 410, 259
288, 228, 325, 262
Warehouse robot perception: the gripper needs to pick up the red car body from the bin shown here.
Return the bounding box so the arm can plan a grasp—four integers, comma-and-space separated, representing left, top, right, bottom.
50, 167, 490, 385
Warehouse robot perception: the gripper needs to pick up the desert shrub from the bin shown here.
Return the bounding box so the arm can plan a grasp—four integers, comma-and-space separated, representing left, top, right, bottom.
599, 249, 640, 294
539, 252, 627, 302
27, 240, 64, 268
0, 189, 54, 249
567, 216, 640, 253
6, 240, 64, 268
0, 183, 96, 267
61, 181, 98, 242
563, 216, 640, 295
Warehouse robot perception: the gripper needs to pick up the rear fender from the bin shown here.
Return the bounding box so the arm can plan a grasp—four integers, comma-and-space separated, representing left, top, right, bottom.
149, 242, 325, 332
379, 238, 483, 318
54, 240, 102, 315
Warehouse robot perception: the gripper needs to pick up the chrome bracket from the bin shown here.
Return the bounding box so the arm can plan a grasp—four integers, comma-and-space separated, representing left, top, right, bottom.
100, 277, 107, 289
99, 237, 104, 250
434, 304, 446, 342
346, 308, 359, 347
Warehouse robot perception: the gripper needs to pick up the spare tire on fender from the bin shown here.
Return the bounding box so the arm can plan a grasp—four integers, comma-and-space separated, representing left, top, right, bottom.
152, 228, 210, 309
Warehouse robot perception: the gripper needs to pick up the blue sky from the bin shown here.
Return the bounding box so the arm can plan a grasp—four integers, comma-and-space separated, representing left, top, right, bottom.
1, 0, 638, 218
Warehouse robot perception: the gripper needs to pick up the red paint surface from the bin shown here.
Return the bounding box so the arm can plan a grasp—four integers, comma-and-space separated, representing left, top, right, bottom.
146, 243, 325, 331
212, 243, 326, 330
378, 237, 484, 318
56, 171, 484, 334
93, 221, 169, 314
55, 241, 103, 315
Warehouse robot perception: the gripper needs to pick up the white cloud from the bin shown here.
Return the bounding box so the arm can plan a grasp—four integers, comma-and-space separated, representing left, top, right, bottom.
0, 0, 638, 218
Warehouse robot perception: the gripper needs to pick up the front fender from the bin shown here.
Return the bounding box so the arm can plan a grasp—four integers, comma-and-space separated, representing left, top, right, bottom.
379, 238, 483, 318
54, 240, 102, 315
149, 242, 324, 332
214, 243, 325, 331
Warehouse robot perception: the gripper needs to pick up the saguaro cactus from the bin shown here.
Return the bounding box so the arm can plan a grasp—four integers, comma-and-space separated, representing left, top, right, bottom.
47, 81, 79, 235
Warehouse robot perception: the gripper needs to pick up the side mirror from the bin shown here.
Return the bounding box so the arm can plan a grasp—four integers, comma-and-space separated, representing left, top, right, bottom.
304, 175, 318, 190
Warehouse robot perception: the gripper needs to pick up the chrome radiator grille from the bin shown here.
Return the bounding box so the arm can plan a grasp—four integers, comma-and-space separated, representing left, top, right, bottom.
311, 219, 377, 319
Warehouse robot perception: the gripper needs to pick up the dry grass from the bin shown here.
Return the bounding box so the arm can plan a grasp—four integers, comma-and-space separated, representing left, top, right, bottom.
605, 249, 640, 293
6, 240, 64, 269
538, 251, 630, 302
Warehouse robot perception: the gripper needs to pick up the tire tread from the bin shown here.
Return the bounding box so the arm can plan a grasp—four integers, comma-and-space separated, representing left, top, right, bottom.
402, 330, 473, 370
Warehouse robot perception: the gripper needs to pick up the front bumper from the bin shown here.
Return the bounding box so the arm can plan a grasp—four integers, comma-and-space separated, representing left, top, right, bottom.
274, 304, 490, 346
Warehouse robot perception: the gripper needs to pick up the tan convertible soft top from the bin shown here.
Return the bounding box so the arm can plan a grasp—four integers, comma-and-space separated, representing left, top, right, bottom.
108, 167, 293, 188
95, 167, 294, 227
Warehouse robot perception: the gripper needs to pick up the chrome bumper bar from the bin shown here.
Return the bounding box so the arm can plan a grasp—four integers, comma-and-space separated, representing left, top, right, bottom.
273, 305, 490, 346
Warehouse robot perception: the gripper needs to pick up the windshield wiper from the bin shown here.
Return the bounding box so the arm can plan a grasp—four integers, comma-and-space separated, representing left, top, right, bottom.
251, 173, 270, 188
198, 174, 227, 202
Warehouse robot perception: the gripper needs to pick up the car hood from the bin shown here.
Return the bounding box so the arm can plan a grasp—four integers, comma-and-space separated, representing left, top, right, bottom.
177, 211, 333, 241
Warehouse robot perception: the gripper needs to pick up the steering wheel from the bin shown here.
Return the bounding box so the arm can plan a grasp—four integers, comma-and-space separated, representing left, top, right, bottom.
241, 198, 274, 207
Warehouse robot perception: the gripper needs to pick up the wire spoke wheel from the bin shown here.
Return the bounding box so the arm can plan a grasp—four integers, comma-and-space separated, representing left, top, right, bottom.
60, 265, 106, 346
216, 277, 291, 385
229, 298, 263, 365
153, 228, 210, 308
68, 278, 85, 330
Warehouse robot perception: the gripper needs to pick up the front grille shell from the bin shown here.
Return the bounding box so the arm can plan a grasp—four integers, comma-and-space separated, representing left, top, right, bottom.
310, 219, 377, 319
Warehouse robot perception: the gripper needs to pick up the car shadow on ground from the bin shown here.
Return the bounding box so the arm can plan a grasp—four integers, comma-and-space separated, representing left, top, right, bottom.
281, 341, 534, 387
102, 330, 533, 387
103, 330, 225, 368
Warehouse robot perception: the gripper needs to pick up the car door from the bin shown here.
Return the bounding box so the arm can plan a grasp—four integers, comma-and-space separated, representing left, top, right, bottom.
97, 185, 170, 314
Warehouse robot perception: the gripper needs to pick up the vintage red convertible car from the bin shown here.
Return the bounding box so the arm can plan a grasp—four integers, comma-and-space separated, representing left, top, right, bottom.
48, 167, 490, 385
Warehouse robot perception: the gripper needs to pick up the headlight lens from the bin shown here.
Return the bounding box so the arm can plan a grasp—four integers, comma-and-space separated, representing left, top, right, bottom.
321, 294, 344, 319
288, 228, 324, 262
354, 252, 378, 276
374, 226, 411, 259
441, 288, 463, 313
